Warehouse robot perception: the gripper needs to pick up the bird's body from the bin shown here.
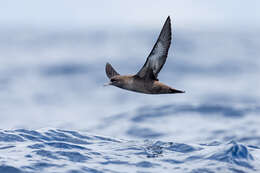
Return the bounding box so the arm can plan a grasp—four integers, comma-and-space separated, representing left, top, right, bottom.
109, 75, 183, 94
105, 16, 185, 94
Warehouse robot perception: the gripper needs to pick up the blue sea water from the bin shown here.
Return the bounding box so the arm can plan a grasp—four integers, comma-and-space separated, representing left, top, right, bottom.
0, 127, 260, 173
0, 28, 260, 172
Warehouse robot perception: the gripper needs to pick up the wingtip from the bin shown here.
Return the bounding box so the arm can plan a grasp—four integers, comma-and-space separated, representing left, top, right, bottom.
167, 16, 171, 22
105, 62, 120, 79
106, 62, 112, 68
164, 16, 171, 29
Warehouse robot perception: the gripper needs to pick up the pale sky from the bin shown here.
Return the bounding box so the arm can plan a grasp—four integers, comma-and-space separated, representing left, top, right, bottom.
0, 0, 259, 30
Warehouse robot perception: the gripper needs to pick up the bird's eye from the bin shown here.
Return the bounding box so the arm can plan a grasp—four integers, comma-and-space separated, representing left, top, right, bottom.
111, 79, 116, 82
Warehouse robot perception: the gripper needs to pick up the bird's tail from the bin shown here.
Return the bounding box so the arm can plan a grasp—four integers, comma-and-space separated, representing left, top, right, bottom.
169, 88, 185, 94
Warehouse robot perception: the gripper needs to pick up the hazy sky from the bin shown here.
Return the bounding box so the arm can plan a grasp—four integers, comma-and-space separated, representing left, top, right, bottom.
0, 0, 259, 130
0, 0, 259, 30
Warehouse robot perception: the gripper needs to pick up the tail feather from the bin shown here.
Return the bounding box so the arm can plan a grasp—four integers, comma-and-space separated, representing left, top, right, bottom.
169, 88, 185, 94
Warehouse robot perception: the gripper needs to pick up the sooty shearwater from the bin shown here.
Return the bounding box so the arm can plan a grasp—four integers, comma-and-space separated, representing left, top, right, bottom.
105, 16, 185, 94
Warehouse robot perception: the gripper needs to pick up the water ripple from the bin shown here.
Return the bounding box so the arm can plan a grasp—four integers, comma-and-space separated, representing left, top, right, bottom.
0, 129, 258, 173
207, 141, 254, 169
131, 104, 257, 122
0, 165, 23, 173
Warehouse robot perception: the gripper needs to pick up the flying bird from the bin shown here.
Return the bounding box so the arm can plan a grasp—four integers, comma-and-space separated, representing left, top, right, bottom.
105, 16, 185, 94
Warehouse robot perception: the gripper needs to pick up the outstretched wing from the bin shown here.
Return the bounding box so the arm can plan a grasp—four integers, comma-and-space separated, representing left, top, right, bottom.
136, 16, 172, 80
105, 62, 120, 79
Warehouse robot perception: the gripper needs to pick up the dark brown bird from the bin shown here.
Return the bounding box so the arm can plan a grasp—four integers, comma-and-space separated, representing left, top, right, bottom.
105, 16, 185, 94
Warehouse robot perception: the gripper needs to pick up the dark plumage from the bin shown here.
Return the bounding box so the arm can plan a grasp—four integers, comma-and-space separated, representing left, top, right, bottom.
105, 16, 185, 94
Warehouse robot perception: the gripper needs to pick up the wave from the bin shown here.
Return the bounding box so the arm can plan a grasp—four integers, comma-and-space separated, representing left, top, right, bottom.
0, 128, 259, 173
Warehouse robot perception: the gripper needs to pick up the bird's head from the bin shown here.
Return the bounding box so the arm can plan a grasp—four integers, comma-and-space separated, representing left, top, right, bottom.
104, 75, 124, 87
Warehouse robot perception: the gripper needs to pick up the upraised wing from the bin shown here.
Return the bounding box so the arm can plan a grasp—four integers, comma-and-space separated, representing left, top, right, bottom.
105, 62, 120, 79
136, 16, 172, 80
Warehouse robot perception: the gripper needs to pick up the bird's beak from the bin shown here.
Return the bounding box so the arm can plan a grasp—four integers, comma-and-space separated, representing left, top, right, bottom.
103, 82, 112, 87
